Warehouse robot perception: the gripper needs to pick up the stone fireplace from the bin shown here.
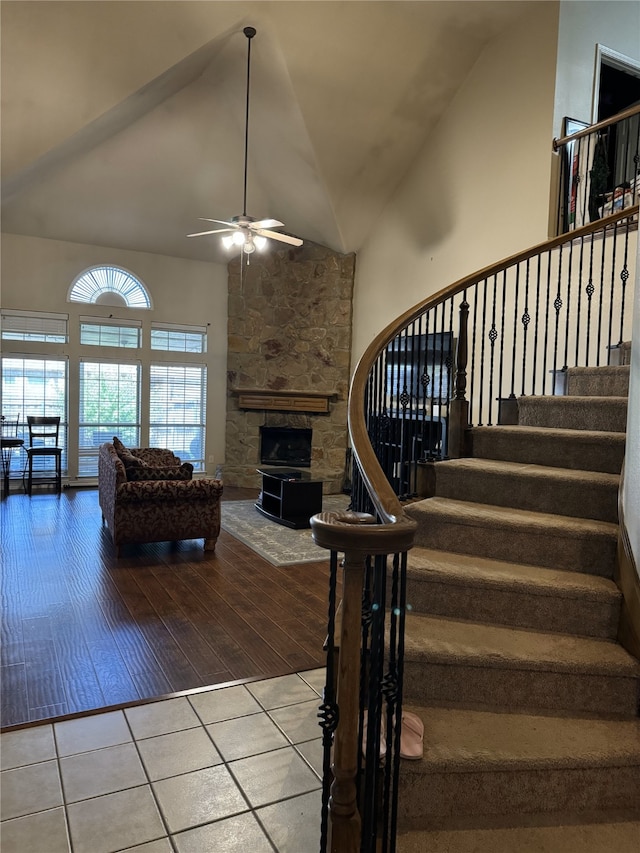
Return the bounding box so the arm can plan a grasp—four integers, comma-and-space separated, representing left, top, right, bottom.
224, 241, 355, 493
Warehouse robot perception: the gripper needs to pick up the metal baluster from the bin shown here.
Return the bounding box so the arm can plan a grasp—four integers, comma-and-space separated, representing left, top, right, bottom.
488, 276, 498, 425
521, 258, 531, 395
618, 216, 631, 347
380, 551, 407, 853
362, 555, 387, 851
478, 279, 488, 425
532, 255, 542, 394
552, 243, 564, 381
497, 270, 508, 410
319, 550, 340, 853
595, 228, 607, 365
510, 263, 520, 399
562, 238, 573, 372
467, 287, 477, 426
541, 249, 553, 394
574, 235, 586, 367
606, 217, 620, 353
584, 233, 596, 366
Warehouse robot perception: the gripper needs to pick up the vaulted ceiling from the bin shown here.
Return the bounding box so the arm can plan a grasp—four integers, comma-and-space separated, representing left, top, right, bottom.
1, 1, 533, 264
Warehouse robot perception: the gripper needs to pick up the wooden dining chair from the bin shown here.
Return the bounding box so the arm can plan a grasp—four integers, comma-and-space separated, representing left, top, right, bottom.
1, 414, 24, 495
26, 416, 62, 495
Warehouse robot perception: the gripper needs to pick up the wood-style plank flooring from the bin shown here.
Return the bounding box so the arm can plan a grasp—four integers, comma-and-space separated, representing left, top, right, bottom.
1, 485, 337, 728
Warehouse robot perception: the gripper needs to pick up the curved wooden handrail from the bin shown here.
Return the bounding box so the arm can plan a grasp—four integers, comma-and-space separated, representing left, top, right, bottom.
348, 204, 638, 522
553, 103, 640, 151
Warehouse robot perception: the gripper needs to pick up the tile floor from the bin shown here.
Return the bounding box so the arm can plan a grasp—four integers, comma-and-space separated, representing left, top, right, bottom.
1, 670, 327, 853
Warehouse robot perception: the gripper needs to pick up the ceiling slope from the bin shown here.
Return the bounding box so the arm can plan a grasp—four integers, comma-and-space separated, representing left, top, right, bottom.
1, 1, 533, 263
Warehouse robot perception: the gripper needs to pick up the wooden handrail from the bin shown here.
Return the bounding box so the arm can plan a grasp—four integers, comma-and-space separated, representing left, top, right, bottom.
553, 103, 640, 151
348, 204, 638, 523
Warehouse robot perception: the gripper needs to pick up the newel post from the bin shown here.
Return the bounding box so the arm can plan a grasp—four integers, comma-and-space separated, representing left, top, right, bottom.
328, 548, 364, 853
448, 298, 469, 459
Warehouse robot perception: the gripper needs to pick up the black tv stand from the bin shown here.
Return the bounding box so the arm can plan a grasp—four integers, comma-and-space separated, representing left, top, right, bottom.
255, 468, 323, 529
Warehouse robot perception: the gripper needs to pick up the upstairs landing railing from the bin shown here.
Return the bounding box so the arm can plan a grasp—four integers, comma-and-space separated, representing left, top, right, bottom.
311, 202, 637, 853
554, 103, 639, 235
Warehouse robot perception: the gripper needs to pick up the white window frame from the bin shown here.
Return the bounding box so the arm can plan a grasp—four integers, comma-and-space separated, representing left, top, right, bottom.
68, 266, 152, 309
1, 310, 68, 343
149, 362, 207, 471
78, 358, 142, 477
79, 316, 142, 348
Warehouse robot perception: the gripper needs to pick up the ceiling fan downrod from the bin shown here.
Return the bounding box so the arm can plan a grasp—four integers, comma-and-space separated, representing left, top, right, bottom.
242, 26, 256, 218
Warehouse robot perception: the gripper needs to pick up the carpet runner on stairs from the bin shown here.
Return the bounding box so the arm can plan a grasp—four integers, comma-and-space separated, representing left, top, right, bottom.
395, 362, 640, 848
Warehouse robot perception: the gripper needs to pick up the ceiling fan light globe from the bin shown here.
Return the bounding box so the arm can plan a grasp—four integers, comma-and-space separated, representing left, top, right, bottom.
221, 235, 235, 249
243, 240, 256, 254
232, 231, 246, 246
254, 235, 268, 250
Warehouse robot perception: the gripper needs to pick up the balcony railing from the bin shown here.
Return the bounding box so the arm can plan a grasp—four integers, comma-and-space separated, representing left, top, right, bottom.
554, 104, 640, 235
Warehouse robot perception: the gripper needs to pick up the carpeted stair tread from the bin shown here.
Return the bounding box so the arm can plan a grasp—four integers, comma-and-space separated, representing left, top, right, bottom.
517, 395, 628, 432
405, 496, 618, 535
405, 548, 621, 639
428, 458, 619, 521
405, 497, 618, 537
404, 498, 618, 577
397, 705, 640, 819
396, 816, 640, 853
403, 613, 640, 677
468, 425, 625, 472
407, 548, 620, 603
399, 705, 640, 772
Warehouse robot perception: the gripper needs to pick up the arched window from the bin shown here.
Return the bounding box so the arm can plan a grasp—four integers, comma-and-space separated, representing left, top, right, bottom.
68, 266, 152, 309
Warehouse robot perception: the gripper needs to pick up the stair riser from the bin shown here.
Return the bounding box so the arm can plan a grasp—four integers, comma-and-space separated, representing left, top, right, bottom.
403, 576, 621, 638
398, 765, 640, 822
469, 430, 625, 474
518, 398, 628, 432
411, 515, 617, 577
567, 375, 630, 397
432, 468, 618, 523
403, 661, 640, 716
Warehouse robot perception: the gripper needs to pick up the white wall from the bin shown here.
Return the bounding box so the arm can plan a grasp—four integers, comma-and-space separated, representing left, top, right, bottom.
554, 0, 640, 133
351, 2, 559, 366
0, 233, 229, 475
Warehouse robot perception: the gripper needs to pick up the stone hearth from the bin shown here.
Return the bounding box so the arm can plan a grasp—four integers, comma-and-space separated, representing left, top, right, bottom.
224, 241, 355, 493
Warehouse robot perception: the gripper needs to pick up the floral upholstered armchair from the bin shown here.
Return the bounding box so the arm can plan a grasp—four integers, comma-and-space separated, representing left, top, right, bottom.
98, 439, 223, 554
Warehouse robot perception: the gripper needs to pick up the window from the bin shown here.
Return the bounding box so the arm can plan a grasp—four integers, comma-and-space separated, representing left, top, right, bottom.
149, 364, 206, 471
1, 310, 68, 344
151, 323, 207, 354
78, 361, 140, 476
69, 266, 151, 308
80, 317, 141, 348
1, 356, 68, 472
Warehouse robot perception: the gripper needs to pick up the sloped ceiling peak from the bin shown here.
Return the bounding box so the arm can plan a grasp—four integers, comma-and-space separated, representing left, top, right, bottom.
1, 1, 534, 263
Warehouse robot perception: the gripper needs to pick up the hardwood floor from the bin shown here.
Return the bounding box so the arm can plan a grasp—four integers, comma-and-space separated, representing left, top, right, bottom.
0, 485, 337, 728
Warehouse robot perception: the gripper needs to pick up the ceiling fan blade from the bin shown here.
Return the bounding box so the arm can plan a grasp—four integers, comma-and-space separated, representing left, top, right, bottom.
250, 218, 284, 230
255, 229, 303, 247
186, 228, 235, 238
198, 218, 238, 227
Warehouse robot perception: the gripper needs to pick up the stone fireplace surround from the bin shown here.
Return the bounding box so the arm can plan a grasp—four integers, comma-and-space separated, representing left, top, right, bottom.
224, 242, 355, 494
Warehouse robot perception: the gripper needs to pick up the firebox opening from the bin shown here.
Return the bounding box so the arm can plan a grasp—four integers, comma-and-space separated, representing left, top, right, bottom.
260, 427, 312, 468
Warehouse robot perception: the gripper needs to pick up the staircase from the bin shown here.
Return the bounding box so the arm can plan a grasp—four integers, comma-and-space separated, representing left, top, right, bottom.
396, 363, 640, 850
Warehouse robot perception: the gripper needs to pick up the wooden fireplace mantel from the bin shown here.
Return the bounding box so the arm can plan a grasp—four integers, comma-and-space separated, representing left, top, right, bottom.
234, 388, 335, 413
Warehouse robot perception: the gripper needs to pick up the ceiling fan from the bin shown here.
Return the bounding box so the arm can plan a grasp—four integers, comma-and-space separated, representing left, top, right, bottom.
187, 26, 303, 257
